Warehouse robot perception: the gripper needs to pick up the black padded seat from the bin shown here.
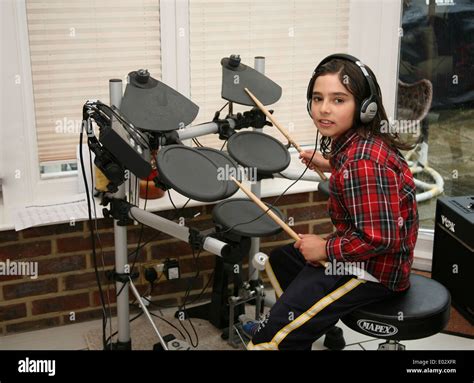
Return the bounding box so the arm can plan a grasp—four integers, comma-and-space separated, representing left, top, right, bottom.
342, 274, 451, 341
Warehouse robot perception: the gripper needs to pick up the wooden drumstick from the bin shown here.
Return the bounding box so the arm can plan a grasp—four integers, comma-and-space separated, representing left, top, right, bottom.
244, 87, 328, 181
230, 176, 299, 241
231, 176, 327, 268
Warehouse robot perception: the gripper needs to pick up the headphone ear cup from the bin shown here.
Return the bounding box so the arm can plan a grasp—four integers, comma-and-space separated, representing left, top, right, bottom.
307, 99, 312, 118
306, 75, 316, 118
360, 99, 378, 124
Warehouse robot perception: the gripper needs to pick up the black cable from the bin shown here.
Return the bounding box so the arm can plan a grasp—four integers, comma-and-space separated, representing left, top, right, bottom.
115, 178, 149, 299
80, 119, 108, 350
133, 282, 188, 341
216, 101, 230, 150
88, 148, 114, 345
83, 101, 211, 348
183, 268, 214, 306
192, 101, 229, 149
138, 260, 214, 309
176, 246, 202, 348
95, 102, 150, 149
127, 128, 321, 346
86, 99, 322, 349
147, 311, 187, 341
166, 190, 191, 223
146, 268, 214, 310
127, 232, 160, 258
130, 178, 149, 275
218, 102, 229, 113
192, 138, 203, 147
219, 140, 227, 151
167, 189, 178, 210
121, 193, 191, 262
159, 190, 200, 348
105, 289, 187, 346
118, 188, 187, 298
126, 203, 215, 348
217, 131, 320, 236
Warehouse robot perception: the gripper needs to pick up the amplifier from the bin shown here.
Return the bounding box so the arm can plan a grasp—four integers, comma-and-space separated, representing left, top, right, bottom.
432, 196, 474, 324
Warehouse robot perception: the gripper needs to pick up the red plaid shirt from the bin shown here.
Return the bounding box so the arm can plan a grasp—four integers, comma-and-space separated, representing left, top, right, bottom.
325, 129, 419, 291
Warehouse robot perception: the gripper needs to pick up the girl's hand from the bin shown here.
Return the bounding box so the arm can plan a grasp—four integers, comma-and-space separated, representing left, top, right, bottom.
294, 234, 328, 265
298, 150, 331, 172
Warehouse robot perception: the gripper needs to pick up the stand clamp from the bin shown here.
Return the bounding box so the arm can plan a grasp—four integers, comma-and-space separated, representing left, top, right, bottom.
106, 269, 140, 284
188, 227, 205, 252
101, 197, 134, 226
213, 111, 235, 140
161, 130, 183, 146
233, 107, 273, 130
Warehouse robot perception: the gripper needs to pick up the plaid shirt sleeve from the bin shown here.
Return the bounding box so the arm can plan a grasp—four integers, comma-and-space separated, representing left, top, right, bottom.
326, 159, 402, 263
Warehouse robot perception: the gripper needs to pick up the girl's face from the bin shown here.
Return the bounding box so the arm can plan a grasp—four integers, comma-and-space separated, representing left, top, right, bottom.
310, 73, 356, 139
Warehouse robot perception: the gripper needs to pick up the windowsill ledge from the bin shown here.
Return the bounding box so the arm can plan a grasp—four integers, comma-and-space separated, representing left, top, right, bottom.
0, 158, 323, 232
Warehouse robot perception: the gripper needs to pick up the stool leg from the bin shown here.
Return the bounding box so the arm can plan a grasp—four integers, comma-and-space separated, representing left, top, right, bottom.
323, 326, 346, 350
378, 340, 406, 351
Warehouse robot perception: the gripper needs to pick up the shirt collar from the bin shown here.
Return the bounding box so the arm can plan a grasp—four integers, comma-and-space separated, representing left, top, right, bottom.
330, 128, 358, 159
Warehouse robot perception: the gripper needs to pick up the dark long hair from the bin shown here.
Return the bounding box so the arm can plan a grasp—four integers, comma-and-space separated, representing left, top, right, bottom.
311, 59, 415, 158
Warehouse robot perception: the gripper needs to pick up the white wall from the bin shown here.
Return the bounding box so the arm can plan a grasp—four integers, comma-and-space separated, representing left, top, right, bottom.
1, 0, 79, 219
1, 0, 35, 214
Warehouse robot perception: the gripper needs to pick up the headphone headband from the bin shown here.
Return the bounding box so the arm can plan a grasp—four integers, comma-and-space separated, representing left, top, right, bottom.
306, 53, 379, 124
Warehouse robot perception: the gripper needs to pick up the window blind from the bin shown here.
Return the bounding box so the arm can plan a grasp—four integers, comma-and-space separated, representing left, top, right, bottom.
189, 0, 350, 148
26, 0, 161, 163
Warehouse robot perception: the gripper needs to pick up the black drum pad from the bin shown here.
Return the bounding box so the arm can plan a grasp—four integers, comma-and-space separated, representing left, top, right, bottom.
196, 147, 240, 199
221, 57, 282, 106
156, 145, 226, 202
227, 131, 290, 176
120, 72, 199, 132
212, 198, 284, 237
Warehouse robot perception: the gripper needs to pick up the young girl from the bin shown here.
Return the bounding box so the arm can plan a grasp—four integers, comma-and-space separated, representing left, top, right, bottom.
246, 54, 419, 350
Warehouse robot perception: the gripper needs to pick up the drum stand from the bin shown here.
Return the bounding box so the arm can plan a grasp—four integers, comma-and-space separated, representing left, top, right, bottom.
104, 74, 273, 349
173, 226, 265, 348
102, 189, 264, 349
102, 56, 319, 349
171, 57, 270, 347
248, 56, 267, 310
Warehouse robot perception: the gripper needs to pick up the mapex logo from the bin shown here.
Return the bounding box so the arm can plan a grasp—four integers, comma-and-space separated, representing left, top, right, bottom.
357, 319, 398, 337
441, 215, 455, 233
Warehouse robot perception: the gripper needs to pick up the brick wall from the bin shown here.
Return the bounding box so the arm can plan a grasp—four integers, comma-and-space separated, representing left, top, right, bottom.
0, 191, 331, 336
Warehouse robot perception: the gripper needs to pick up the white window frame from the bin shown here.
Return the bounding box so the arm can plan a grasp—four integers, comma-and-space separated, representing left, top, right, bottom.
2, 0, 177, 211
